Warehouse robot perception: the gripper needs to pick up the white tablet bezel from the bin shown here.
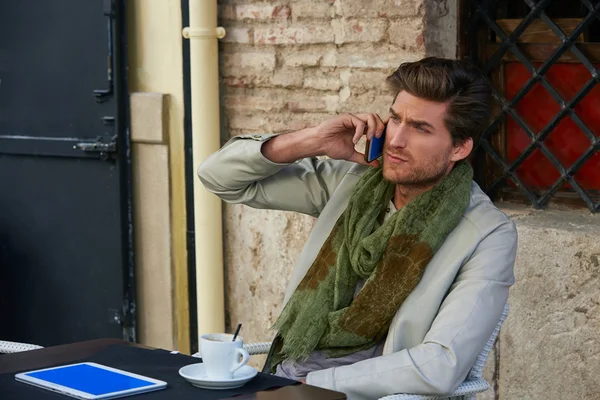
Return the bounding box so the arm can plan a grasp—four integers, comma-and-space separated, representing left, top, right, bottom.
15, 362, 167, 400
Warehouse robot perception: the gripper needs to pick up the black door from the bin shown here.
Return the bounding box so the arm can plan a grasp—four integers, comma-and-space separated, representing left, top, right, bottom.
0, 0, 135, 346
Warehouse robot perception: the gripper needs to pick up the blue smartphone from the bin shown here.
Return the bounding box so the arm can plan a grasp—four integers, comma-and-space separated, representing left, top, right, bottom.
364, 128, 386, 163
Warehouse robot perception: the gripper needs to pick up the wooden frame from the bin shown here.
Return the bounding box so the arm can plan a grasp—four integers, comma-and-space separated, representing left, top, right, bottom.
458, 0, 600, 209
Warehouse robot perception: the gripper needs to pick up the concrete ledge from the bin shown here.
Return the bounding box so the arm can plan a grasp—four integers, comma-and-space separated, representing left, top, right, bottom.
130, 92, 169, 144
497, 204, 600, 399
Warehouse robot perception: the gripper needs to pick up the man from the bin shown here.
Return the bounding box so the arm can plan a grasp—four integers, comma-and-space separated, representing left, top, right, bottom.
197, 57, 517, 400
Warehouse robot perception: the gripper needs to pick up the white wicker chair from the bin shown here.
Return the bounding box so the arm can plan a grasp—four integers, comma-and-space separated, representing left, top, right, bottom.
236, 303, 509, 400
0, 340, 43, 354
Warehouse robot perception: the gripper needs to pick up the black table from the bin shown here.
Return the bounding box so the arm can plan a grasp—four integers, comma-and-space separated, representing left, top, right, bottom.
0, 339, 347, 400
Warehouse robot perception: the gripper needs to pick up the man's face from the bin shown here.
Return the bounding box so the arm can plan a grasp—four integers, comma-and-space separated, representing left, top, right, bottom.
382, 91, 471, 187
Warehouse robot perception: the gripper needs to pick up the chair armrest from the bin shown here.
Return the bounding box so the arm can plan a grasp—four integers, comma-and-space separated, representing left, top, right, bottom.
378, 377, 489, 400
451, 377, 490, 396
0, 340, 44, 354
190, 341, 272, 359
244, 341, 272, 355
378, 395, 435, 400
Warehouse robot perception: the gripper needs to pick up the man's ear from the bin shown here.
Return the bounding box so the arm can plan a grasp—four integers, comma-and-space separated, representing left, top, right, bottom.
451, 138, 473, 162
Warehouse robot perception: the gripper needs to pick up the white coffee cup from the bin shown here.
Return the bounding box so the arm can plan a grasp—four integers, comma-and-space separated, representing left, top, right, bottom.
200, 333, 250, 380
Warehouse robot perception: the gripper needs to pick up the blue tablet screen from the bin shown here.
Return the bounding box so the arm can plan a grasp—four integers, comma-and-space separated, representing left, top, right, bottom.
26, 364, 155, 395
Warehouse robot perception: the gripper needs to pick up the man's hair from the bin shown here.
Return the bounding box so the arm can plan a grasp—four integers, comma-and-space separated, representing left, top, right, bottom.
386, 57, 492, 145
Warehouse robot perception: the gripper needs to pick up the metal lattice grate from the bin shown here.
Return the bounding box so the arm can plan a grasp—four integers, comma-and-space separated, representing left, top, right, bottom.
463, 0, 600, 212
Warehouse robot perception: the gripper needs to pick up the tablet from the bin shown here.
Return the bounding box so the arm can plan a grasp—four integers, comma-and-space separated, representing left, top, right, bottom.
15, 362, 167, 399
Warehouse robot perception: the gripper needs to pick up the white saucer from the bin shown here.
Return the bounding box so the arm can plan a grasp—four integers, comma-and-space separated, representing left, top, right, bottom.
179, 363, 258, 390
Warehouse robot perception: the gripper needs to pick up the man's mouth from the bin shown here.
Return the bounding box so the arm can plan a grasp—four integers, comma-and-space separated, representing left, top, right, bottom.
386, 152, 408, 164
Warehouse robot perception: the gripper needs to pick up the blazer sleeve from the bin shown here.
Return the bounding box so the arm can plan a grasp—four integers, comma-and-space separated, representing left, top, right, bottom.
306, 219, 517, 400
197, 133, 354, 217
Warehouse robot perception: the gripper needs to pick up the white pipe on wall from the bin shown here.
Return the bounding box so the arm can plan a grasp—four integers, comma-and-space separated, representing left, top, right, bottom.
183, 0, 226, 340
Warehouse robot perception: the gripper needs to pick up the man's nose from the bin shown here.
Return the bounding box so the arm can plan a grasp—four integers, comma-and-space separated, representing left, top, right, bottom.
388, 124, 408, 149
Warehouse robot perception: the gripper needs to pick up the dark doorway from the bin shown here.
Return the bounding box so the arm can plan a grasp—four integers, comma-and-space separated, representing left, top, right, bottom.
0, 0, 135, 346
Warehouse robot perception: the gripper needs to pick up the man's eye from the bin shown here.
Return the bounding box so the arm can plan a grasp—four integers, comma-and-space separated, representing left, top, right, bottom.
416, 125, 428, 133
390, 116, 400, 122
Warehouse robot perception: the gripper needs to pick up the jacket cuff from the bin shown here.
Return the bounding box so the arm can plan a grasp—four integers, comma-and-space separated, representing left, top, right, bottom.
306, 367, 336, 391
228, 133, 293, 169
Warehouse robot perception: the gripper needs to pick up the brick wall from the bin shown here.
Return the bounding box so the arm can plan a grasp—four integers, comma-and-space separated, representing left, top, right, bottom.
217, 0, 457, 138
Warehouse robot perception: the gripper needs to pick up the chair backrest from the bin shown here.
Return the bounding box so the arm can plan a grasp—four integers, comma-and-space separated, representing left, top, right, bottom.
467, 303, 510, 380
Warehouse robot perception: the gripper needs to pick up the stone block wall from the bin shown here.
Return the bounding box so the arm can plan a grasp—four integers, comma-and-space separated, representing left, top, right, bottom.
496, 207, 600, 399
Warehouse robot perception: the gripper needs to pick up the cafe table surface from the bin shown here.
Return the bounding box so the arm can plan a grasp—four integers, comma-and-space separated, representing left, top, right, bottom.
0, 338, 347, 400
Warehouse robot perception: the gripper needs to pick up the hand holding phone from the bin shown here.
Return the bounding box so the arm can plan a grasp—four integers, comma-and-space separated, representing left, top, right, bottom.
293, 112, 384, 166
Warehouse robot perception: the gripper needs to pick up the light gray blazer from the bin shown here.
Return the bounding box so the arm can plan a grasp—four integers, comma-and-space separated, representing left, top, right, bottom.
197, 133, 517, 400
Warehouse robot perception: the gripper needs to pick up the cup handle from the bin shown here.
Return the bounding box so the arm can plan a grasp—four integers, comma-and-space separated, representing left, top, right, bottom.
231, 347, 249, 374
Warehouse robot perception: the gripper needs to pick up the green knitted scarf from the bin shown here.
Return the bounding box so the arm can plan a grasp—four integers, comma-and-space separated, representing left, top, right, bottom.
272, 161, 473, 364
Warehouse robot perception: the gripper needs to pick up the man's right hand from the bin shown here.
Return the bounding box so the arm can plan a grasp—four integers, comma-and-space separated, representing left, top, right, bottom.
313, 113, 386, 165
261, 113, 386, 165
